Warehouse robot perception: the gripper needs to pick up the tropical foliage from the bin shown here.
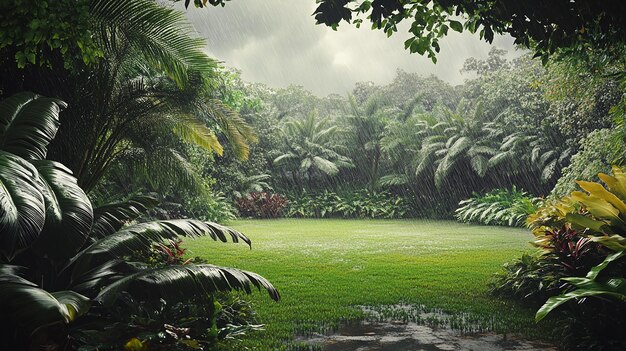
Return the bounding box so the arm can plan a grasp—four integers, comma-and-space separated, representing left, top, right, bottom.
495, 167, 626, 349
200, 50, 623, 220
3, 1, 626, 349
0, 93, 278, 350
274, 111, 353, 190
2, 0, 257, 206
235, 192, 290, 219
455, 187, 542, 227
287, 190, 410, 219
313, 0, 626, 65
551, 129, 626, 198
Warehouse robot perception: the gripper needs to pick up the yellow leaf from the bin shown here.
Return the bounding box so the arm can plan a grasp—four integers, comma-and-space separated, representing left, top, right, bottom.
124, 338, 147, 351
599, 172, 626, 201
577, 180, 626, 214
571, 191, 619, 219
590, 235, 626, 251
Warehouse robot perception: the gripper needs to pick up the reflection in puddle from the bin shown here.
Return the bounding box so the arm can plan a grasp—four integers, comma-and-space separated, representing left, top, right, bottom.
295, 305, 556, 351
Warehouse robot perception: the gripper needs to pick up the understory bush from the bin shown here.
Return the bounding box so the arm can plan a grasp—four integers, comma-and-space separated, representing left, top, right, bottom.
287, 190, 410, 219
455, 187, 542, 227
76, 240, 263, 350
235, 192, 289, 218
551, 128, 626, 198
493, 167, 626, 350
185, 191, 237, 223
0, 93, 279, 351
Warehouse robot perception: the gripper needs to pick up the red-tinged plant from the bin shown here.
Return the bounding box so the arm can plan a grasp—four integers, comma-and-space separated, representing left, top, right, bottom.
236, 192, 289, 218
154, 239, 188, 265
539, 225, 598, 274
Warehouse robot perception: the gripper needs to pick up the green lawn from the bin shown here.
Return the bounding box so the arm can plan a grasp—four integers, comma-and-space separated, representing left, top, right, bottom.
185, 219, 547, 350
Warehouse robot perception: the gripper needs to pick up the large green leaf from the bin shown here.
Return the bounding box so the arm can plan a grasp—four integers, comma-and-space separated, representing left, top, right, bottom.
70, 220, 251, 280
535, 280, 626, 322
30, 161, 94, 262
0, 270, 90, 336
535, 252, 626, 322
96, 264, 280, 306
0, 151, 46, 261
0, 92, 66, 160
91, 195, 159, 239
202, 99, 258, 160
590, 235, 626, 251
312, 156, 340, 176
84, 220, 250, 256
586, 251, 624, 280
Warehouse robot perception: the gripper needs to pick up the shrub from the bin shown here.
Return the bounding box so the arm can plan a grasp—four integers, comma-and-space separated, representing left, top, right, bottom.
0, 93, 279, 350
551, 128, 625, 198
82, 241, 263, 350
491, 253, 563, 304
235, 192, 289, 218
494, 166, 626, 350
455, 187, 542, 227
188, 191, 237, 223
287, 190, 410, 219
151, 191, 237, 223
491, 224, 601, 304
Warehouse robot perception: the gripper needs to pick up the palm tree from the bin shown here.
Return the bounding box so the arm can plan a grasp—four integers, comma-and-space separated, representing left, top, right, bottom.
413, 104, 502, 188
0, 93, 278, 350
344, 94, 389, 191
232, 173, 273, 198
273, 111, 353, 190
2, 0, 257, 195
490, 130, 576, 184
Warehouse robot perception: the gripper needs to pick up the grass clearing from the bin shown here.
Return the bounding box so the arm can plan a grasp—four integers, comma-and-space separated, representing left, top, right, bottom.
185, 219, 550, 350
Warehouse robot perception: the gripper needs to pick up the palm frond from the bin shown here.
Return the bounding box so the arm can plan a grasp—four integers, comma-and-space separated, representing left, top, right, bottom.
434, 155, 456, 189
273, 153, 297, 165
470, 155, 489, 177
91, 0, 219, 87
91, 195, 159, 239
75, 220, 250, 266
447, 136, 471, 158
96, 263, 280, 307
143, 147, 206, 194
202, 99, 258, 160
541, 159, 559, 183
171, 114, 223, 156
379, 174, 409, 186
468, 145, 498, 157
488, 151, 513, 168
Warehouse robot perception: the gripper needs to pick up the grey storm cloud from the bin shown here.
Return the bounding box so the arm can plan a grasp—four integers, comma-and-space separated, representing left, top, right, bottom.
181, 0, 523, 96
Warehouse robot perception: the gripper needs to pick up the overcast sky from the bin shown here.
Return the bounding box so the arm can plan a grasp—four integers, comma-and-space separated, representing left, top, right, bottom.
182, 1, 522, 96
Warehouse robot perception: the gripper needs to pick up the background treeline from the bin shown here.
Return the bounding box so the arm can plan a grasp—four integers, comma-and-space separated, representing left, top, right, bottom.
153, 48, 624, 221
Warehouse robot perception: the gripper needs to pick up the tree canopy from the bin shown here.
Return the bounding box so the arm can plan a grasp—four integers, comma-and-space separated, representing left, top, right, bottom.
312, 0, 626, 64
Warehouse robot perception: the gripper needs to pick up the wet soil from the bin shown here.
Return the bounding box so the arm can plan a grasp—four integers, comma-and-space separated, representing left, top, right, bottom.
295, 306, 556, 351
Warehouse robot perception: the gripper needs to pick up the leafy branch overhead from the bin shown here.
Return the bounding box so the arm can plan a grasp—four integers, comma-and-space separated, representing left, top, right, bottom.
312, 0, 626, 63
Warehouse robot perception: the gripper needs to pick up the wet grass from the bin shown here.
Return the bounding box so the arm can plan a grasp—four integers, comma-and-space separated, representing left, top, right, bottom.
184, 219, 551, 350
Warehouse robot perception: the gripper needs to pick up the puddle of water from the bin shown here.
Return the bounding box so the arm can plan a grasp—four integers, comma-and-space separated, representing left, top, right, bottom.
294, 305, 556, 351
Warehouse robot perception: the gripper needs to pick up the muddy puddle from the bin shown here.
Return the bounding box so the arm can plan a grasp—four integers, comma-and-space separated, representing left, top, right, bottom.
294, 305, 556, 351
